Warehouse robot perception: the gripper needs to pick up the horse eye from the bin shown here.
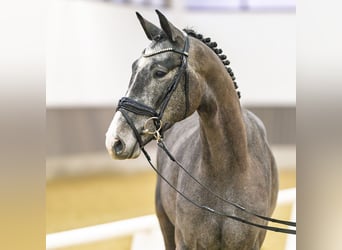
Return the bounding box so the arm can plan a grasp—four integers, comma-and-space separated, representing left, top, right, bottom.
154, 70, 167, 78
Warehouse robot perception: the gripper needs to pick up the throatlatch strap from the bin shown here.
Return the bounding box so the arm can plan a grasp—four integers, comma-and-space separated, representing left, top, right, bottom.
184, 71, 190, 118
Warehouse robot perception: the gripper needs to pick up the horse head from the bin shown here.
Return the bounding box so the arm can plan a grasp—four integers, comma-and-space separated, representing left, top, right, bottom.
105, 10, 205, 159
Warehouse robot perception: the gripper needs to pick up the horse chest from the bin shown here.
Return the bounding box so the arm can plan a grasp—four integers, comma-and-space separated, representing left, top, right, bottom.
158, 163, 260, 249
174, 199, 258, 249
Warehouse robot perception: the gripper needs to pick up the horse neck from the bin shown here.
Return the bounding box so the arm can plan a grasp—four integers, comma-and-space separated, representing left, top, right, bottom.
197, 60, 248, 174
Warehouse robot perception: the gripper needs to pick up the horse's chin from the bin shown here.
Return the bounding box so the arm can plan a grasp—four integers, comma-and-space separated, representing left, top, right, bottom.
129, 143, 141, 159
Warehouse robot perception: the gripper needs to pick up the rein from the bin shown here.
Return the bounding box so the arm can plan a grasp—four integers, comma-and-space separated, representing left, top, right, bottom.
116, 36, 296, 235
145, 140, 296, 235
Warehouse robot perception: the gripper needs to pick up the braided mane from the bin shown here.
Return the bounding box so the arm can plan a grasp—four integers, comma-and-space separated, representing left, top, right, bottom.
183, 29, 241, 99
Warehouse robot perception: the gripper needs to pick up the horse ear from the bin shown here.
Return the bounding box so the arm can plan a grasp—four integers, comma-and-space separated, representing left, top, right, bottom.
136, 12, 162, 41
155, 9, 183, 43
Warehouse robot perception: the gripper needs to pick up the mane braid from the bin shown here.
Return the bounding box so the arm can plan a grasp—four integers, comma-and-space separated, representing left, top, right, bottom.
183, 28, 241, 99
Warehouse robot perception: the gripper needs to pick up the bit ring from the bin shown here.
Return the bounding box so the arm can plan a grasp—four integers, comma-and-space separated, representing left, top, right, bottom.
142, 117, 163, 136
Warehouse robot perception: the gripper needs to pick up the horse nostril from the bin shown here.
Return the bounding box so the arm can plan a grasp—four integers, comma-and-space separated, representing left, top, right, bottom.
113, 138, 124, 155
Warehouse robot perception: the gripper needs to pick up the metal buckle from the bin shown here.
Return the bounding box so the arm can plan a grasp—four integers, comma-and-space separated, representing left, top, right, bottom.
142, 117, 163, 142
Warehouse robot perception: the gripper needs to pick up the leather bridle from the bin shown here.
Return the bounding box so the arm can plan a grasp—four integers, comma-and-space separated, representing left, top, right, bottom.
117, 36, 190, 147
115, 35, 296, 235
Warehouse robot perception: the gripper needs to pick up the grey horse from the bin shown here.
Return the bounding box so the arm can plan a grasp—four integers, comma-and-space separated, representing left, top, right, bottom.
105, 10, 278, 250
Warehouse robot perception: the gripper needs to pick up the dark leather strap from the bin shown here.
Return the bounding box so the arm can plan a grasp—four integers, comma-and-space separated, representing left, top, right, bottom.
141, 143, 296, 235
119, 109, 144, 147
157, 52, 188, 120
157, 140, 296, 228
184, 70, 190, 118
117, 97, 158, 117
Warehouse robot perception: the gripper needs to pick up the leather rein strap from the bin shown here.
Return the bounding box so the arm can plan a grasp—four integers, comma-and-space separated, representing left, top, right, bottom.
155, 141, 296, 235
115, 36, 296, 235
143, 142, 296, 235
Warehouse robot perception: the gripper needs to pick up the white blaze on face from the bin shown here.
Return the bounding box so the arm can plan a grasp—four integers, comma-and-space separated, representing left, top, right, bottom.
105, 49, 167, 159
105, 110, 142, 159
105, 112, 121, 156
105, 58, 150, 159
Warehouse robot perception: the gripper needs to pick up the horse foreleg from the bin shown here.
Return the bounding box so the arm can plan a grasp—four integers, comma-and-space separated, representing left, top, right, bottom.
155, 184, 176, 250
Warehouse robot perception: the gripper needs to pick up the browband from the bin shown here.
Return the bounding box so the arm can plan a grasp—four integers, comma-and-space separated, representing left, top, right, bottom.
143, 47, 189, 58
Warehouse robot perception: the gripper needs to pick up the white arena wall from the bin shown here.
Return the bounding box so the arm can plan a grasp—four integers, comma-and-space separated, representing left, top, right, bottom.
46, 0, 295, 107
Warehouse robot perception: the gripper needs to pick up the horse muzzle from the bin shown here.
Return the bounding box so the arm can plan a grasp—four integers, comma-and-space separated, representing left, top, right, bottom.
105, 112, 141, 160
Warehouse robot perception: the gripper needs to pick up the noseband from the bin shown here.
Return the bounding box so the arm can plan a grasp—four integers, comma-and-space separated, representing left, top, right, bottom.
116, 36, 190, 147
115, 36, 296, 235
